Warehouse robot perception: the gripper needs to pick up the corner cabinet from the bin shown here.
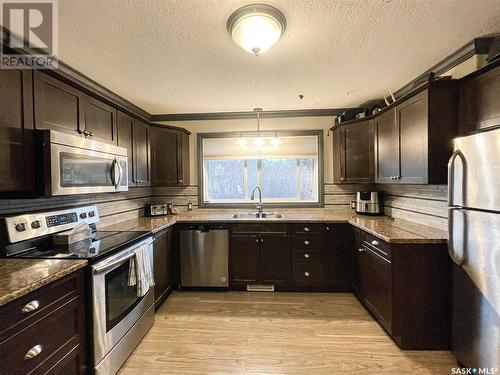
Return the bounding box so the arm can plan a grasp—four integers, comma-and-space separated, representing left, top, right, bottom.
352, 227, 451, 349
117, 111, 150, 187
0, 69, 35, 194
332, 120, 374, 184
150, 125, 190, 187
375, 81, 458, 184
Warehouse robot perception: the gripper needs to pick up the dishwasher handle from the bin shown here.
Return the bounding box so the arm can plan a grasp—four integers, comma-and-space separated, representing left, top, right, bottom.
180, 224, 228, 232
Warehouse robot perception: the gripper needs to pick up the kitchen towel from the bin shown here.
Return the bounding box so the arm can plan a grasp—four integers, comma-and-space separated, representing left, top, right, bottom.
128, 243, 155, 297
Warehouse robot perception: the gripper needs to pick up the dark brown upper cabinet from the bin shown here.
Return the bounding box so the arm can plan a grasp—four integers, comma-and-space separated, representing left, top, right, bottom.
117, 111, 135, 186
117, 112, 151, 187
84, 96, 117, 144
375, 81, 458, 184
333, 120, 374, 184
459, 63, 500, 135
34, 71, 117, 145
0, 70, 35, 194
150, 125, 190, 187
133, 119, 151, 186
34, 71, 85, 136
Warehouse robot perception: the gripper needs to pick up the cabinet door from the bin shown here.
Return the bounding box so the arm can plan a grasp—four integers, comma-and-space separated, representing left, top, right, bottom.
229, 236, 260, 286
153, 228, 173, 310
132, 120, 150, 186
375, 108, 399, 183
397, 90, 428, 183
116, 111, 135, 186
260, 235, 291, 287
343, 120, 374, 183
351, 228, 363, 295
325, 224, 353, 290
150, 126, 183, 186
0, 69, 35, 193
84, 97, 117, 144
359, 246, 392, 331
33, 71, 85, 136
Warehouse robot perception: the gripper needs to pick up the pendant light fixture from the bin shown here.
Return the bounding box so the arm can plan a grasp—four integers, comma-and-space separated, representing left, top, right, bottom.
226, 4, 286, 56
235, 133, 247, 146
271, 131, 282, 146
253, 107, 264, 147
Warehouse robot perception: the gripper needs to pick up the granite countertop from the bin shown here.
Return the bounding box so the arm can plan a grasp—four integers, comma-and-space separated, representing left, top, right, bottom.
0, 259, 87, 306
102, 211, 447, 244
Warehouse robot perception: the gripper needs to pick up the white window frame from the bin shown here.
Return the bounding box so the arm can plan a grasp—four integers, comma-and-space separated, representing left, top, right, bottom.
198, 130, 324, 208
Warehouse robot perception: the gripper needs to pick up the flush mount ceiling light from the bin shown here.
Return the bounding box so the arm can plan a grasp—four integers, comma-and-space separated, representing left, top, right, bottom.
226, 4, 286, 56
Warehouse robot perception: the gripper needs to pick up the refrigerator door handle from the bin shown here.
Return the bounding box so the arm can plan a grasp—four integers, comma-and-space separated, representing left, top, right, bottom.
447, 149, 467, 208
448, 207, 465, 265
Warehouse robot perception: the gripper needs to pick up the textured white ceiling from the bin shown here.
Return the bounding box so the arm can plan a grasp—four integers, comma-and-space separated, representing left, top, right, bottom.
58, 0, 500, 114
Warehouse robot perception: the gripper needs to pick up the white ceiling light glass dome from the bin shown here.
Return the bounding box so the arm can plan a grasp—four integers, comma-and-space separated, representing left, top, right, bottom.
226, 4, 287, 56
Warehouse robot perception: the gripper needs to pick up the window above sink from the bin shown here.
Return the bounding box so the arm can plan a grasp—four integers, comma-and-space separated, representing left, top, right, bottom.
198, 130, 324, 208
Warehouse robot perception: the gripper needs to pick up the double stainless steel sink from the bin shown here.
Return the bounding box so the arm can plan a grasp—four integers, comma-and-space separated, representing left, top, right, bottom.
230, 212, 285, 220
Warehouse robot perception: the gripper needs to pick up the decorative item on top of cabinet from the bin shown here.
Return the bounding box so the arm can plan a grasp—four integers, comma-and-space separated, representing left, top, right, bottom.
0, 69, 35, 194
332, 120, 374, 184
34, 71, 118, 145
375, 81, 458, 184
0, 269, 88, 374
352, 227, 451, 350
117, 111, 151, 187
150, 125, 190, 187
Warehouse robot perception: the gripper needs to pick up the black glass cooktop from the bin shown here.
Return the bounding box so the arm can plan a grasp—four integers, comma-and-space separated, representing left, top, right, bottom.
1, 230, 150, 262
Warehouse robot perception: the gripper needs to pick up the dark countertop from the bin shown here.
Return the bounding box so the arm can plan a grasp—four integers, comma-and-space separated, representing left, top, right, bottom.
0, 258, 87, 306
102, 211, 447, 244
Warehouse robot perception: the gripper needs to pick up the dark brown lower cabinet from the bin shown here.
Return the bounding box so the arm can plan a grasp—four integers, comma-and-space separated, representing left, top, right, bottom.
0, 269, 88, 374
229, 223, 352, 291
352, 227, 451, 349
153, 226, 175, 309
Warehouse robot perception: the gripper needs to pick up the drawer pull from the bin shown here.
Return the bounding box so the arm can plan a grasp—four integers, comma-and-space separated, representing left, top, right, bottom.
358, 248, 365, 252
304, 253, 310, 259
255, 238, 259, 243
304, 272, 310, 277
325, 226, 330, 231
304, 240, 310, 245
371, 240, 380, 246
24, 345, 42, 360
303, 227, 310, 232
21, 300, 40, 313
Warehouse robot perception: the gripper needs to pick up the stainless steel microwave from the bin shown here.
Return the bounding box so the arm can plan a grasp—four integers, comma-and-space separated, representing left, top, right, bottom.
39, 130, 128, 196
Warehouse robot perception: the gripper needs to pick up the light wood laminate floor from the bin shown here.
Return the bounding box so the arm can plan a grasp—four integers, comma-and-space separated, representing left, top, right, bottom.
119, 291, 457, 375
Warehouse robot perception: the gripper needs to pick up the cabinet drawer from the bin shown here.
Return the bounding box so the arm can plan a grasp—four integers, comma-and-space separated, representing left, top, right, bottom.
292, 223, 332, 234
0, 295, 82, 375
0, 269, 83, 340
292, 249, 324, 262
232, 223, 287, 235
362, 232, 391, 260
292, 261, 325, 285
292, 235, 325, 249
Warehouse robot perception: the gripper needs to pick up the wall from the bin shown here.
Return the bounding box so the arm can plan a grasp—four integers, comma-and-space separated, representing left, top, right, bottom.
380, 184, 448, 231
0, 187, 152, 229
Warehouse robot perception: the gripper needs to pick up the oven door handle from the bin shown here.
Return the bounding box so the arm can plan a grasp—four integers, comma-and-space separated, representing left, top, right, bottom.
93, 252, 135, 274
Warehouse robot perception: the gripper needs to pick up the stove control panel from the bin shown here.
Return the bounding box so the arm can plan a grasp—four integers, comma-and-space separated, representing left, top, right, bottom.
5, 205, 100, 243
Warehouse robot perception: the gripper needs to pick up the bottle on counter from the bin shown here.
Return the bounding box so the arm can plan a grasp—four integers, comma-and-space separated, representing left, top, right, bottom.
187, 200, 193, 211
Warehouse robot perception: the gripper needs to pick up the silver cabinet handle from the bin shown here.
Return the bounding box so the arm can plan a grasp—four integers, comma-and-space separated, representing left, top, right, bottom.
256, 238, 259, 243
358, 248, 365, 252
325, 226, 330, 231
304, 240, 310, 245
260, 238, 264, 243
24, 345, 42, 360
371, 240, 379, 246
21, 300, 40, 313
179, 179, 183, 184
304, 253, 310, 259
304, 272, 310, 277
304, 227, 310, 232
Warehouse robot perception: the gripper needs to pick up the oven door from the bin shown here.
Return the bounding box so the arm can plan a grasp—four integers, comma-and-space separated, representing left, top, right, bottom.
91, 237, 154, 365
43, 130, 128, 195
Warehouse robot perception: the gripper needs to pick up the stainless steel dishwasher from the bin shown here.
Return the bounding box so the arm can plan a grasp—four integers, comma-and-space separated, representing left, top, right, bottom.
180, 224, 229, 287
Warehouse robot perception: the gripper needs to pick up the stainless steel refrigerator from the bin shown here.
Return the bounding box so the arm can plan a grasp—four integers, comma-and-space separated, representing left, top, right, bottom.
448, 127, 500, 369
